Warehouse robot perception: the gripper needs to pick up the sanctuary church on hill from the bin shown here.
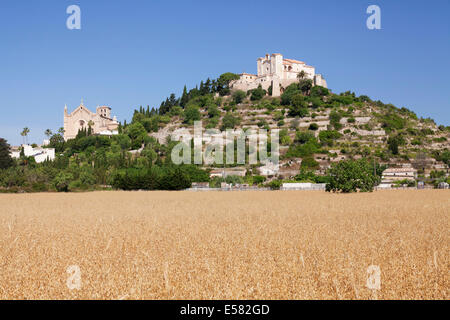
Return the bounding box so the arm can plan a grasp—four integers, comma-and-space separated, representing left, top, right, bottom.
230, 53, 327, 97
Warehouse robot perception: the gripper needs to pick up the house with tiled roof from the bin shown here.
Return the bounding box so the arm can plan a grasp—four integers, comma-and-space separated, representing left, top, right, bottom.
379, 166, 418, 188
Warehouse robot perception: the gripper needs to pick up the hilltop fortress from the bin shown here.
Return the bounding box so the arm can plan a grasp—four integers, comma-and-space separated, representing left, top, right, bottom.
64, 101, 119, 140
230, 53, 327, 97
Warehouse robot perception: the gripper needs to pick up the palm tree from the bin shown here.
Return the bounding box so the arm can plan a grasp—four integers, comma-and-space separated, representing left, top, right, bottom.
21, 127, 30, 145
297, 70, 307, 81
44, 129, 53, 139
57, 127, 65, 136
20, 130, 25, 145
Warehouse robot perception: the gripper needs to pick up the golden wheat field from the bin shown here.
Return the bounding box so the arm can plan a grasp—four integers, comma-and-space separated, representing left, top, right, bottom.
0, 190, 448, 300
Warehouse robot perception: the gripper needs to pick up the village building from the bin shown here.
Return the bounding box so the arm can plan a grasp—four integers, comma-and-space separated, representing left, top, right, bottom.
191, 182, 210, 189
10, 144, 55, 163
63, 101, 119, 141
230, 53, 327, 97
437, 182, 449, 189
9, 146, 21, 159
379, 166, 418, 188
209, 168, 247, 179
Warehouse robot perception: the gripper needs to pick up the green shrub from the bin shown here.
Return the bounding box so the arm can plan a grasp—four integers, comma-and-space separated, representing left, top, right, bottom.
252, 175, 266, 185
298, 79, 312, 94
301, 156, 319, 169
379, 113, 406, 132
249, 85, 266, 101
183, 105, 202, 124
267, 179, 282, 190
232, 90, 246, 104
281, 83, 301, 105
331, 94, 354, 105
273, 110, 284, 121
329, 110, 342, 130
319, 130, 342, 147
111, 167, 162, 190
310, 86, 329, 97
295, 131, 315, 144
221, 113, 241, 130
159, 168, 191, 190
257, 118, 268, 128
326, 159, 380, 193
53, 172, 74, 192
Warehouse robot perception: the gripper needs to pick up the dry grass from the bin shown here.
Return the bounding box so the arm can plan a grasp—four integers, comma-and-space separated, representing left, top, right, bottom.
0, 190, 448, 300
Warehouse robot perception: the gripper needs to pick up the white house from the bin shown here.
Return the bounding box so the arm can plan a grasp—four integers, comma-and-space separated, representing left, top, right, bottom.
380, 166, 417, 188
10, 144, 56, 163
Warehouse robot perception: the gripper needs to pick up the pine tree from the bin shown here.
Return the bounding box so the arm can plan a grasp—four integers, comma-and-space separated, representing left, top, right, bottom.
168, 93, 178, 107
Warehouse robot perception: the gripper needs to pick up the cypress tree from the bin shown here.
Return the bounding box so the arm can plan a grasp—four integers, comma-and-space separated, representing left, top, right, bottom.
180, 85, 189, 107
0, 138, 13, 169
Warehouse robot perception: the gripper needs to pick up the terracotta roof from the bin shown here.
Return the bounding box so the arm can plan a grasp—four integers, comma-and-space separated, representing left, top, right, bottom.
284, 58, 305, 64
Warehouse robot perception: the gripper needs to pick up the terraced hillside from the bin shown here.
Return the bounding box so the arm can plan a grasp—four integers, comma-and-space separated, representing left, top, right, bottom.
133, 74, 449, 180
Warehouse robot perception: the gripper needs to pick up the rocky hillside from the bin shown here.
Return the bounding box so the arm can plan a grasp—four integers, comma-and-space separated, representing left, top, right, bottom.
130, 74, 450, 179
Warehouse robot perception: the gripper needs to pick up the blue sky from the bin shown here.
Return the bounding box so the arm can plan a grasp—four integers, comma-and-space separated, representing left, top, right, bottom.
0, 0, 449, 145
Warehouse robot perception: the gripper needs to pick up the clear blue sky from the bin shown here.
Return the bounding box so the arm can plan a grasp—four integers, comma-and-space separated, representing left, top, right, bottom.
0, 0, 449, 145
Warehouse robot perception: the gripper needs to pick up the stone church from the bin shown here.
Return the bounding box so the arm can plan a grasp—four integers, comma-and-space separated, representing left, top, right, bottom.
230, 53, 327, 97
63, 101, 119, 140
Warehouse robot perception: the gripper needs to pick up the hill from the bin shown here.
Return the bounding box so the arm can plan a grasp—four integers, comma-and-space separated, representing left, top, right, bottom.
1, 73, 449, 192
131, 73, 450, 180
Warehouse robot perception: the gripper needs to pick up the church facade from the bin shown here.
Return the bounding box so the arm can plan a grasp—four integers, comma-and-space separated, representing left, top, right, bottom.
230, 53, 327, 97
63, 101, 119, 140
